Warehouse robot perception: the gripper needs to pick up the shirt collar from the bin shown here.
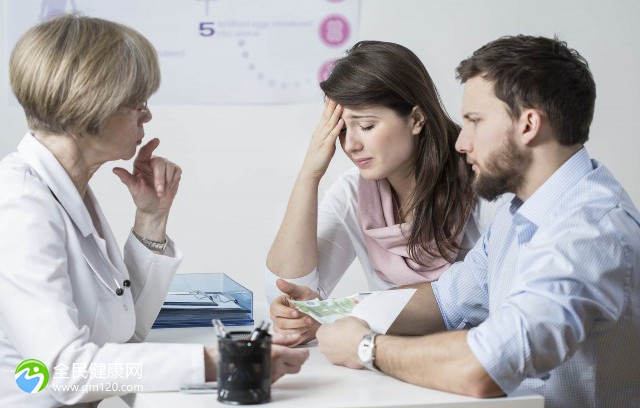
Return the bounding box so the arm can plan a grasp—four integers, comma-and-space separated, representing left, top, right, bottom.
17, 133, 94, 237
516, 147, 593, 228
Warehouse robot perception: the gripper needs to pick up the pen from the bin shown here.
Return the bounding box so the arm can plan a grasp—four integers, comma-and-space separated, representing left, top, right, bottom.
250, 321, 271, 341
212, 319, 230, 339
180, 382, 217, 394
249, 320, 264, 341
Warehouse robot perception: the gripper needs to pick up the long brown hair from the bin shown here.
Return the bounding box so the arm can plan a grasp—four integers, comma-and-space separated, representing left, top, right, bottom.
320, 41, 474, 265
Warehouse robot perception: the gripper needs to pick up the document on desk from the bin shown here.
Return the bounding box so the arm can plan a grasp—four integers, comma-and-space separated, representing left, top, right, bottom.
163, 291, 242, 309
289, 289, 415, 334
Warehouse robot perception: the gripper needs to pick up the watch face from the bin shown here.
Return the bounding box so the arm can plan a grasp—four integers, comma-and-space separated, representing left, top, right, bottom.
358, 337, 373, 363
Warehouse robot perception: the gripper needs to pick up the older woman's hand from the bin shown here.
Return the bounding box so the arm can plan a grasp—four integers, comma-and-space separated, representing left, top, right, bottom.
270, 332, 311, 382
113, 138, 182, 241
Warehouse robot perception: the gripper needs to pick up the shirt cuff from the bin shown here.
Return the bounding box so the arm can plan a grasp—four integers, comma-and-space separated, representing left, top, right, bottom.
431, 280, 466, 330
124, 233, 183, 310
466, 323, 522, 394
264, 267, 320, 304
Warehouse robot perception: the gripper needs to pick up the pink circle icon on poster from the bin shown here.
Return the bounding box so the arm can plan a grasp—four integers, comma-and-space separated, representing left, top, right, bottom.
318, 60, 336, 82
319, 15, 351, 48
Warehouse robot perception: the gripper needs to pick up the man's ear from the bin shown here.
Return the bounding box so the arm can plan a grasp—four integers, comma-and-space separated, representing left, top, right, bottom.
519, 109, 543, 145
410, 106, 426, 135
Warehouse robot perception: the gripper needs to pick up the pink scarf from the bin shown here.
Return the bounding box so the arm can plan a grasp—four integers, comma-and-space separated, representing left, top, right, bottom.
358, 176, 460, 286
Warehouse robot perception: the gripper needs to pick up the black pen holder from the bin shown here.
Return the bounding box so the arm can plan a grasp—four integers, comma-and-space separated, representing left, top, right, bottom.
217, 331, 271, 405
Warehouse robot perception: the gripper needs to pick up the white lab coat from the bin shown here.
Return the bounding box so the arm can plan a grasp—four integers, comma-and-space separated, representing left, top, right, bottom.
0, 134, 204, 407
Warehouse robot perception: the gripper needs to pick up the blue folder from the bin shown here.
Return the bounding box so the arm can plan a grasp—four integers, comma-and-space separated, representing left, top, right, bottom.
152, 273, 254, 328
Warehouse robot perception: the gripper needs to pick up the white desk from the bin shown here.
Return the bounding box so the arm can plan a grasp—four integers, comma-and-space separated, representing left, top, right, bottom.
126, 327, 543, 408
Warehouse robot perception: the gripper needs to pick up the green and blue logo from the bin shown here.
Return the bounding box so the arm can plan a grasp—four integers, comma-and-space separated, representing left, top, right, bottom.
15, 359, 49, 393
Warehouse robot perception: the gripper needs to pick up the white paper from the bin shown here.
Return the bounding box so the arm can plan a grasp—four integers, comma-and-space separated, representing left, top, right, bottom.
163, 291, 242, 310
350, 289, 416, 334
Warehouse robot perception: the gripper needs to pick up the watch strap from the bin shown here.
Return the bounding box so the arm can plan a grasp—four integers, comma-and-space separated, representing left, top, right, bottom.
359, 331, 380, 372
132, 230, 167, 253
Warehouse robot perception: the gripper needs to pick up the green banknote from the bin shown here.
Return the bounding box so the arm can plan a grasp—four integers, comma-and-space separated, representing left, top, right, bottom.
289, 293, 369, 324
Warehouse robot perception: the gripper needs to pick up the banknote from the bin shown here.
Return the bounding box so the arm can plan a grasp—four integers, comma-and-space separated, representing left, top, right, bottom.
288, 293, 370, 324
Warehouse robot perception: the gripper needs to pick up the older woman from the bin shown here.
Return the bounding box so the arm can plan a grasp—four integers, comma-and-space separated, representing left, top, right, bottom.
0, 14, 307, 407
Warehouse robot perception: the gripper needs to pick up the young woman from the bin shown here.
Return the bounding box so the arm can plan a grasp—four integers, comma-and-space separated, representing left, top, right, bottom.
266, 41, 508, 345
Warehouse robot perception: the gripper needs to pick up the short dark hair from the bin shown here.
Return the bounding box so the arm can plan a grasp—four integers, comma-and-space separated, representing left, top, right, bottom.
456, 35, 596, 145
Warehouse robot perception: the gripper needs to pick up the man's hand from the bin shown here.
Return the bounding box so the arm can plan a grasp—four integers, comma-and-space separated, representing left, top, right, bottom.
316, 316, 371, 369
270, 279, 321, 346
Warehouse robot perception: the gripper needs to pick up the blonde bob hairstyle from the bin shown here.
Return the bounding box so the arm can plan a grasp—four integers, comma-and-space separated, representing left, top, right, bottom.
10, 14, 160, 136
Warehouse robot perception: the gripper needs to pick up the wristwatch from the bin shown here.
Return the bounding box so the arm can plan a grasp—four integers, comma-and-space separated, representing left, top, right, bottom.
358, 331, 379, 371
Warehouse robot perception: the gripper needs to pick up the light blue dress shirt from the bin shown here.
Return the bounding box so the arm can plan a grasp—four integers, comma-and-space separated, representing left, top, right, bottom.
432, 148, 640, 408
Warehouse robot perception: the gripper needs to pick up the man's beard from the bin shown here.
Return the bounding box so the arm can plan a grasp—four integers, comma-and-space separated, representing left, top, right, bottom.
472, 137, 531, 201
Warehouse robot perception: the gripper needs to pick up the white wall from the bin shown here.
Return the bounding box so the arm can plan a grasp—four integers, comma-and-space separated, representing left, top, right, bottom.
2, 0, 639, 325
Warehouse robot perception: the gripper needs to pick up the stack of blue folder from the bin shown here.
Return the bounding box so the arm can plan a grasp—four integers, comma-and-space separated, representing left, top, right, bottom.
152, 273, 253, 328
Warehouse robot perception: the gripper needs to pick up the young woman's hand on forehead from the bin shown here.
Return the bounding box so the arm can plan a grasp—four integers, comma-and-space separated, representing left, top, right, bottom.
300, 98, 344, 181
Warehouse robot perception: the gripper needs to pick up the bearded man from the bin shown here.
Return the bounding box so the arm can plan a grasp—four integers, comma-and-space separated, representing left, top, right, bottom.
316, 35, 640, 408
